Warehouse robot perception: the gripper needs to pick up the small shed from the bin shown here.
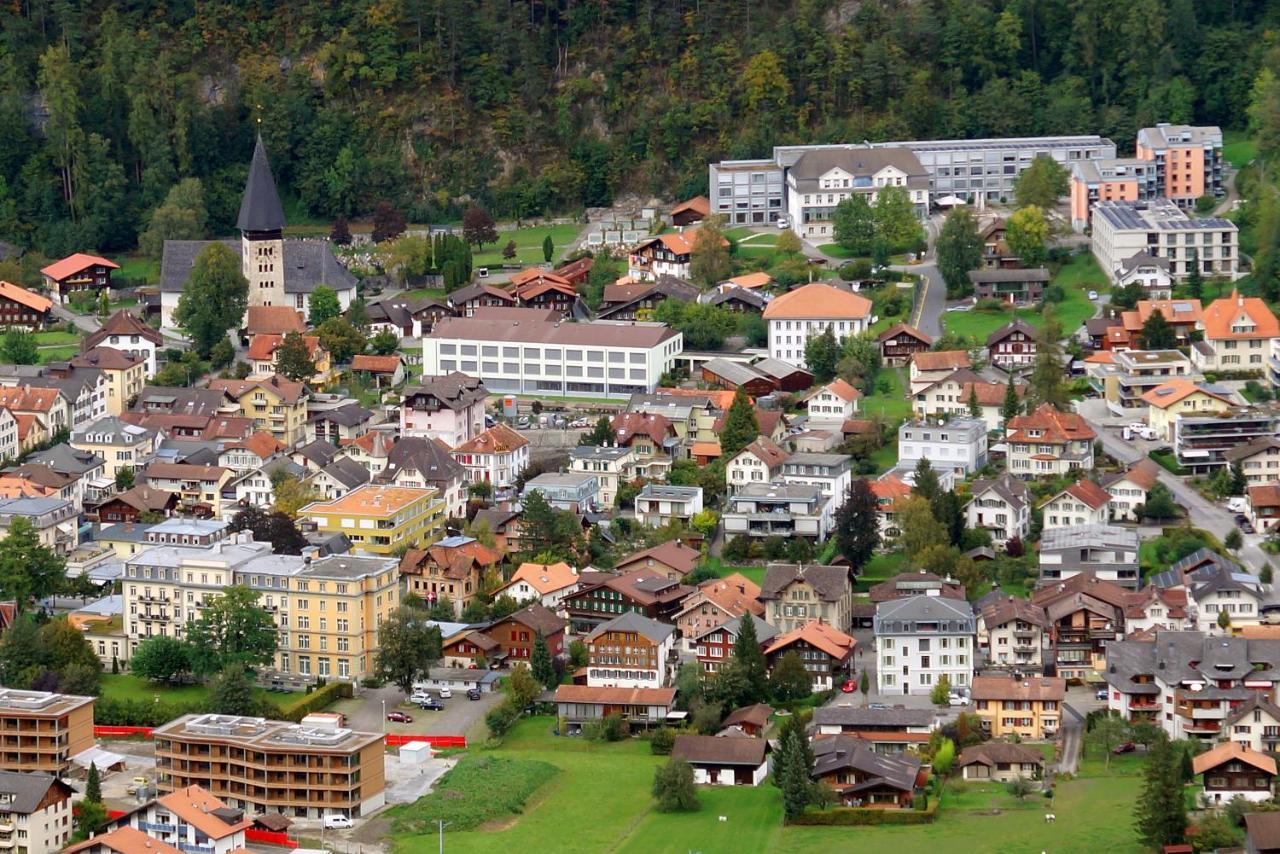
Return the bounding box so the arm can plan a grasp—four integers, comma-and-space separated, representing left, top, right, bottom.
400, 741, 435, 765
671, 734, 769, 786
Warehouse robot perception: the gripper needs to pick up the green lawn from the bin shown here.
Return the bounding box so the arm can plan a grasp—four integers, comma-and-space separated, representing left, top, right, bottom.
698, 557, 766, 586
387, 754, 558, 833
860, 366, 912, 422
33, 331, 79, 346
99, 673, 298, 710
411, 717, 1146, 854
870, 440, 898, 475
38, 345, 79, 363
817, 243, 859, 259
472, 224, 582, 267
115, 255, 160, 285
942, 254, 1105, 342
402, 287, 448, 301
855, 551, 907, 592
1224, 129, 1257, 169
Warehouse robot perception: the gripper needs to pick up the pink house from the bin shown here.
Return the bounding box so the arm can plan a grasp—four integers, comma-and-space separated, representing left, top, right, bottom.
400, 372, 488, 447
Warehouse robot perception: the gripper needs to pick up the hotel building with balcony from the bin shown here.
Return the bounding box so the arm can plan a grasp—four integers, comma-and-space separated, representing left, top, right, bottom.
152, 714, 385, 819
0, 690, 94, 775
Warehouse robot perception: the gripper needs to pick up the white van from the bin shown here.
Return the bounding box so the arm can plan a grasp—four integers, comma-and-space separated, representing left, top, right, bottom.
323, 815, 353, 829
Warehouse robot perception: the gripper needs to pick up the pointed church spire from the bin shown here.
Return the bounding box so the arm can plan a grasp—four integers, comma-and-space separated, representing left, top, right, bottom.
236, 134, 287, 234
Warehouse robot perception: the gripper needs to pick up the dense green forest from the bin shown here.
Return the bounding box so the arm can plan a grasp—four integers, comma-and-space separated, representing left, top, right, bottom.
0, 0, 1276, 257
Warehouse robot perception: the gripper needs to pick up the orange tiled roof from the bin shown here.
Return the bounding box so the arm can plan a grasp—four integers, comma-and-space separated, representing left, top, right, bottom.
209, 375, 307, 406
158, 785, 254, 839
611, 411, 674, 445
247, 333, 322, 362
505, 561, 578, 595
1141, 379, 1232, 410
0, 280, 51, 313
655, 387, 737, 409
223, 431, 284, 459
693, 572, 764, 617
1061, 479, 1111, 510
452, 423, 529, 455
0, 387, 60, 412
912, 350, 971, 372
763, 283, 872, 321
307, 484, 433, 516
1006, 404, 1096, 444
737, 435, 789, 468
1249, 484, 1280, 509
823, 378, 862, 402
672, 196, 710, 217
1192, 740, 1277, 776
1203, 291, 1280, 341
870, 474, 912, 512
510, 268, 573, 289
40, 253, 118, 281
245, 306, 307, 336
691, 440, 722, 458
63, 826, 183, 854
764, 620, 856, 660
351, 354, 402, 374
725, 272, 772, 289
1084, 350, 1115, 364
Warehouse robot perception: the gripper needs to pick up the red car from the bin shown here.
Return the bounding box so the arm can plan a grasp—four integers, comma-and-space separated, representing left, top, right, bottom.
840, 680, 856, 693
1113, 742, 1136, 755
386, 711, 414, 723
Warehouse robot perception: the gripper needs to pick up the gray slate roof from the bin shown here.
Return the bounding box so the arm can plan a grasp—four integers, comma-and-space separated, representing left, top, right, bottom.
320, 457, 371, 490
811, 735, 922, 791
586, 611, 675, 644
968, 474, 1030, 512
811, 705, 935, 728
0, 770, 70, 814
161, 240, 356, 294
237, 135, 287, 232
758, 563, 849, 604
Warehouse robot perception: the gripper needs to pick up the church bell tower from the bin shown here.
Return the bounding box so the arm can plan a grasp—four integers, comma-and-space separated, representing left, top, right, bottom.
237, 135, 288, 309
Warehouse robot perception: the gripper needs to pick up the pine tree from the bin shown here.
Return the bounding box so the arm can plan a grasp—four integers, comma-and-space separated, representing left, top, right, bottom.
777, 728, 812, 820
967, 385, 981, 417
913, 457, 941, 502
1134, 735, 1187, 848
1230, 461, 1248, 495
732, 616, 768, 704
530, 633, 556, 690
542, 234, 554, 263
834, 479, 880, 570
1028, 308, 1067, 410
85, 762, 102, 803
1139, 309, 1177, 350
1001, 373, 1021, 426
1185, 263, 1203, 299
720, 388, 759, 460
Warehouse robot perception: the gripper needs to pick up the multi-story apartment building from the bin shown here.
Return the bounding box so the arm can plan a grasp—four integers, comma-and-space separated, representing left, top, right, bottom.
1175, 408, 1278, 475
207, 376, 310, 447
673, 573, 763, 653
568, 445, 634, 508
449, 424, 530, 488
422, 309, 682, 400
123, 538, 398, 681
1226, 437, 1280, 487
0, 770, 74, 854
1069, 157, 1158, 231
1093, 348, 1200, 411
1092, 199, 1239, 283
70, 416, 157, 481
0, 690, 94, 774
710, 135, 1116, 224
1135, 124, 1224, 206
1102, 459, 1162, 521
722, 482, 829, 541
694, 614, 778, 677
874, 596, 976, 695
0, 497, 78, 555
152, 714, 385, 818
757, 563, 853, 635
1143, 380, 1232, 443
1039, 523, 1140, 588
912, 369, 1025, 432
561, 569, 693, 634
972, 676, 1065, 740
300, 485, 445, 557
1032, 573, 1127, 682
762, 284, 872, 368
896, 418, 988, 478
82, 309, 164, 376
1041, 479, 1111, 530
778, 452, 852, 531
398, 372, 488, 446
69, 347, 146, 415
1005, 404, 1096, 477
978, 597, 1048, 670
520, 472, 600, 513
1104, 631, 1280, 742
585, 612, 678, 689
726, 437, 789, 492
783, 148, 930, 240
762, 620, 857, 692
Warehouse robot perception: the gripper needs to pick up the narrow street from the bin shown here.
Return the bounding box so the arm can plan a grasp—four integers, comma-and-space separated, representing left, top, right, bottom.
1077, 399, 1270, 573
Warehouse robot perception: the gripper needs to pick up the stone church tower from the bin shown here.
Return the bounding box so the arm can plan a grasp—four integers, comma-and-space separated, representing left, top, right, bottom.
237, 135, 288, 309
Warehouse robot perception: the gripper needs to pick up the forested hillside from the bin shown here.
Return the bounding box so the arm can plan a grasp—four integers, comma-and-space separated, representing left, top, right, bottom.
0, 0, 1274, 257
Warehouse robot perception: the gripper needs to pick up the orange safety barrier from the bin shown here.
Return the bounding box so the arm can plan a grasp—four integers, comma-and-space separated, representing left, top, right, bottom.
94, 726, 155, 738
246, 828, 298, 848
384, 734, 466, 748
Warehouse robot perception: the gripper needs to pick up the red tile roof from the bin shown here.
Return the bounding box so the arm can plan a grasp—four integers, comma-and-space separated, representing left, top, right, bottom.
1202, 291, 1280, 341
912, 350, 971, 372
223, 431, 284, 459
247, 334, 322, 362
451, 423, 529, 455
764, 620, 856, 660
763, 283, 872, 320
40, 253, 118, 281
1006, 404, 1096, 444
1062, 479, 1111, 510
0, 280, 51, 313
611, 411, 674, 445
671, 196, 710, 217
351, 354, 402, 374
245, 306, 307, 336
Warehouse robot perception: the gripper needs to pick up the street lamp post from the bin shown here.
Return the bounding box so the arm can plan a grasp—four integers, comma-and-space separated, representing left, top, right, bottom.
438, 820, 451, 854
381, 699, 386, 733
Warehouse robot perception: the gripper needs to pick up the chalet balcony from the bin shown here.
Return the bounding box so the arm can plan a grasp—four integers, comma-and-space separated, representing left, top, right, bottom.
1129, 698, 1159, 711
1182, 720, 1221, 734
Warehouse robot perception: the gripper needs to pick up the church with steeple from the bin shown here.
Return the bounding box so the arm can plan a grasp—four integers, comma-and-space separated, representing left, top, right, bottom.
158, 136, 358, 329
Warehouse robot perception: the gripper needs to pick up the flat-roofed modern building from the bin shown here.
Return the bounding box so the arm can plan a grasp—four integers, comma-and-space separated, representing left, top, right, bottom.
0, 689, 95, 774
152, 714, 385, 819
1069, 158, 1159, 231
1135, 124, 1224, 207
710, 134, 1117, 226
1091, 199, 1239, 283
422, 308, 682, 399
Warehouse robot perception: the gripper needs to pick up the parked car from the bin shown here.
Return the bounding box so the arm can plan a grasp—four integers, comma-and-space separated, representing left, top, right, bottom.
420, 698, 445, 711
1096, 687, 1109, 701
840, 680, 855, 694
776, 217, 790, 229
126, 776, 149, 795
408, 692, 430, 705
386, 711, 413, 723
438, 687, 453, 699
948, 692, 968, 707
1088, 290, 1099, 300
323, 815, 354, 829
1242, 521, 1256, 534
1113, 742, 1136, 755
868, 703, 890, 710
466, 688, 482, 701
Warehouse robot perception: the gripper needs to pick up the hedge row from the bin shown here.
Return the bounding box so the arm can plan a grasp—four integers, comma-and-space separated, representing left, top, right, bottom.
276, 681, 353, 722
95, 697, 207, 727
789, 799, 939, 826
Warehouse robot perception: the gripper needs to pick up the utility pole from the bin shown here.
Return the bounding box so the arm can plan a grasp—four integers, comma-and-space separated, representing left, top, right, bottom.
437, 820, 451, 854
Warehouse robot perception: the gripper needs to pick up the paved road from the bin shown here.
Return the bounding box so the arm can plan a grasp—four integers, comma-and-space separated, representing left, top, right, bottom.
1077, 399, 1270, 573
51, 303, 102, 334
1057, 701, 1085, 774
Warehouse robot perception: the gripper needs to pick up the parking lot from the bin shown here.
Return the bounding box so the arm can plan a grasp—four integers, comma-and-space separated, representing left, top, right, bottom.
330, 683, 504, 744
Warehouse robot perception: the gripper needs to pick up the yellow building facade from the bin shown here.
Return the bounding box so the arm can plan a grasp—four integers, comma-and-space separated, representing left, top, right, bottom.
301, 485, 445, 556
